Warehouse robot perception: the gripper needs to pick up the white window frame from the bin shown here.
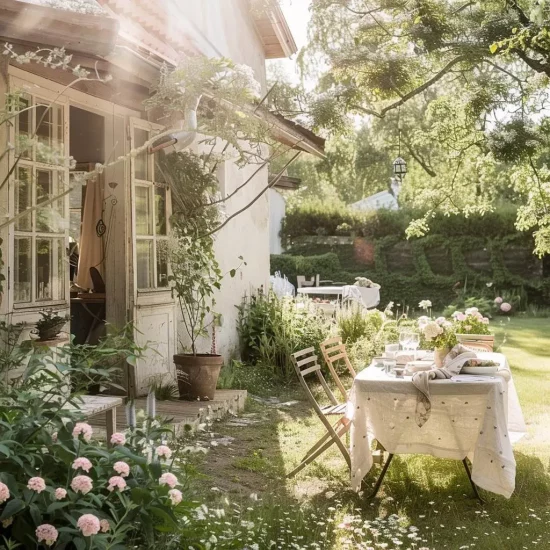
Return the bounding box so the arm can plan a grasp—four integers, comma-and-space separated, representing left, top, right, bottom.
129, 119, 171, 292
9, 81, 70, 310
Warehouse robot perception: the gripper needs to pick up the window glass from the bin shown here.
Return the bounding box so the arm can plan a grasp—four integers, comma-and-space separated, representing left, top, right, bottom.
135, 186, 152, 235
36, 169, 57, 232
15, 166, 32, 231
136, 240, 153, 289
134, 128, 150, 181
155, 186, 167, 235
16, 96, 31, 159
35, 101, 63, 164
156, 239, 169, 288
154, 150, 166, 184
14, 237, 32, 303
36, 238, 52, 300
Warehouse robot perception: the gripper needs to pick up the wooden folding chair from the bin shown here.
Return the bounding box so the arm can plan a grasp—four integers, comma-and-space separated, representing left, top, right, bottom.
288, 347, 351, 478
457, 334, 494, 352
320, 337, 356, 401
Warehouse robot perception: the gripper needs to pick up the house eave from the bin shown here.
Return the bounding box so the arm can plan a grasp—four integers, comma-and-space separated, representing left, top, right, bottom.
0, 0, 119, 58
252, 0, 298, 59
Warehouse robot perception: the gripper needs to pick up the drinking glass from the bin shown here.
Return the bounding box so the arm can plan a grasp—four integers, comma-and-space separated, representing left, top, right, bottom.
399, 331, 413, 351
409, 333, 420, 359
383, 359, 396, 376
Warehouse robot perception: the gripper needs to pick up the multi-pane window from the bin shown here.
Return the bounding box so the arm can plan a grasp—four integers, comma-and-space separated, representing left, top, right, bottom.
133, 126, 169, 290
13, 95, 67, 304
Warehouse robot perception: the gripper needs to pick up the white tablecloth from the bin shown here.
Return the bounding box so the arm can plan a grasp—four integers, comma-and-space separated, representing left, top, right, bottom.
348, 353, 526, 498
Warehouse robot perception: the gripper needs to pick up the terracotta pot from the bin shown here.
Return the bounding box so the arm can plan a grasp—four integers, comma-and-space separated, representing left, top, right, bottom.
434, 347, 450, 368
173, 353, 223, 401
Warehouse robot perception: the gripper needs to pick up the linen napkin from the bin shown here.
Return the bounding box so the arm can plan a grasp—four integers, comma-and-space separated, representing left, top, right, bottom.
411, 351, 477, 427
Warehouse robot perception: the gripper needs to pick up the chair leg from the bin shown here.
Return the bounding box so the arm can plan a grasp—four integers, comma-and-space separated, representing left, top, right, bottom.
367, 453, 394, 499
462, 458, 484, 503
302, 430, 332, 460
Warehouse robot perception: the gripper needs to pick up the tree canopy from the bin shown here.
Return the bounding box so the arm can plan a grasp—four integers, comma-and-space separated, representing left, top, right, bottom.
272, 0, 550, 255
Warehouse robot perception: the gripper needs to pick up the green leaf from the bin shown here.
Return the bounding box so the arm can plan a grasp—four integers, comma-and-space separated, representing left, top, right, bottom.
489, 43, 498, 54
47, 501, 70, 513
229, 269, 236, 278
74, 537, 87, 550
0, 498, 25, 520
0, 444, 11, 456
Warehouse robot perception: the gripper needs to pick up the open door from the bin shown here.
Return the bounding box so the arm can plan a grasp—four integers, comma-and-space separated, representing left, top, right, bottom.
129, 118, 176, 395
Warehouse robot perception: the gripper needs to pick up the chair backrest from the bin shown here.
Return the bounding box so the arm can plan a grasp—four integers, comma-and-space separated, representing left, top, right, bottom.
320, 337, 356, 401
457, 334, 494, 352
291, 348, 340, 415
90, 267, 106, 293
296, 275, 320, 288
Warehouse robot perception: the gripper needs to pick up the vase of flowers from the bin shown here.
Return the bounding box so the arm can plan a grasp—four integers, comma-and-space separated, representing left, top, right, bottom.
418, 316, 457, 368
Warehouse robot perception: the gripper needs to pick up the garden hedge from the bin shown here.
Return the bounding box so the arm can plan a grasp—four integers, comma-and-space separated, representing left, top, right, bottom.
272, 206, 550, 310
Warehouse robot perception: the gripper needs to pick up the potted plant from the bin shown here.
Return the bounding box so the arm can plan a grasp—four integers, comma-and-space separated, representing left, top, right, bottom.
34, 309, 69, 342
160, 152, 237, 400
418, 316, 457, 368
452, 307, 494, 350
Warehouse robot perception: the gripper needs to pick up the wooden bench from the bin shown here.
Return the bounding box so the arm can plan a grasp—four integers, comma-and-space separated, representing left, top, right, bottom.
68, 395, 123, 444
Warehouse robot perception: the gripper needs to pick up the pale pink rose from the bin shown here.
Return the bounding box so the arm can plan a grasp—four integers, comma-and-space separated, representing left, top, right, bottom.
159, 472, 178, 489
494, 297, 503, 304
27, 477, 46, 493
456, 312, 466, 321
0, 482, 10, 504
113, 461, 130, 478
99, 519, 110, 533
72, 457, 93, 473
72, 422, 93, 442
110, 432, 126, 446
54, 488, 67, 500
36, 524, 58, 546
422, 321, 443, 341
481, 317, 489, 324
500, 302, 512, 313
168, 488, 183, 505
156, 445, 172, 460
107, 476, 127, 492
2, 517, 13, 528
71, 475, 93, 495
77, 514, 100, 537
442, 320, 453, 329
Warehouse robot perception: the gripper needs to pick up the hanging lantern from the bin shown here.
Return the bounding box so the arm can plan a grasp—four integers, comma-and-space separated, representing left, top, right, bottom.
392, 156, 407, 180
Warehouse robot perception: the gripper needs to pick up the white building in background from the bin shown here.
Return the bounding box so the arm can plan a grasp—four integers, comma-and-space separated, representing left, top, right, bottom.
0, 0, 324, 394
350, 190, 399, 211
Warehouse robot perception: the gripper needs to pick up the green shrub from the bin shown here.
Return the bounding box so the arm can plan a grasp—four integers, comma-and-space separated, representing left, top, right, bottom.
337, 304, 384, 345
237, 291, 332, 382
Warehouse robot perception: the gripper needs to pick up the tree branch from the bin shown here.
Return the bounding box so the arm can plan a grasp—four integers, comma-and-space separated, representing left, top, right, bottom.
400, 135, 437, 177
511, 48, 550, 77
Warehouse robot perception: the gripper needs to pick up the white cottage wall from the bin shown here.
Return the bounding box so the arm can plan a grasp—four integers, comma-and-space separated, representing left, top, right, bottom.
173, 2, 272, 361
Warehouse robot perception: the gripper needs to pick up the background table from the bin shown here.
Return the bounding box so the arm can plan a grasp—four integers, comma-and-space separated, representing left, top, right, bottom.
297, 285, 380, 308
348, 352, 526, 498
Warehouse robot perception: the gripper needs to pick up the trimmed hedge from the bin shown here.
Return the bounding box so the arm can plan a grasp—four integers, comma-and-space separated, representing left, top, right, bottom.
281, 204, 521, 245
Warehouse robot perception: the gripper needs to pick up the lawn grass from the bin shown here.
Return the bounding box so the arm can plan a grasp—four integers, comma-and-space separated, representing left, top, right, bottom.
191, 317, 550, 550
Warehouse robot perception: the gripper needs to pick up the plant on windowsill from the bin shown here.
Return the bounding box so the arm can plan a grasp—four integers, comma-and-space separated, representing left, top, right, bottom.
33, 309, 70, 342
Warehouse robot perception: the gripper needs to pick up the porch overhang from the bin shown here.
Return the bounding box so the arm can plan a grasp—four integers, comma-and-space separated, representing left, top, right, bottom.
260, 108, 326, 158
269, 174, 302, 190
252, 0, 298, 59
0, 0, 119, 58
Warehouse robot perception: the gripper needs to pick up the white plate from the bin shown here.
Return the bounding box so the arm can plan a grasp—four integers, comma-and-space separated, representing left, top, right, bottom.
461, 366, 499, 375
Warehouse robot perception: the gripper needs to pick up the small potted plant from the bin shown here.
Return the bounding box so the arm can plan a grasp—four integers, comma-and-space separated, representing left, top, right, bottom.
452, 307, 493, 350
34, 309, 69, 342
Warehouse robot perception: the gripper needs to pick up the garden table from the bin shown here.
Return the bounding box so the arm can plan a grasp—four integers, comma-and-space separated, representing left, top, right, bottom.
348, 352, 526, 498
297, 285, 380, 308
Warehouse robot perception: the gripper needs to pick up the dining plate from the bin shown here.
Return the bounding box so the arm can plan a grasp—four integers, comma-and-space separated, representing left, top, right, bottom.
461, 366, 499, 375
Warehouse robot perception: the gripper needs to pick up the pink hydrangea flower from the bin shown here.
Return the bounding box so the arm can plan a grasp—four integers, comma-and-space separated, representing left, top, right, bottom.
71, 475, 93, 495
156, 445, 172, 460
481, 317, 490, 324
107, 476, 127, 492
110, 432, 126, 446
168, 488, 183, 505
72, 422, 93, 442
27, 477, 46, 493
456, 312, 466, 321
99, 519, 110, 533
72, 457, 93, 473
113, 461, 130, 478
0, 482, 10, 504
435, 316, 446, 325
54, 488, 67, 500
500, 302, 512, 313
77, 514, 100, 537
159, 472, 178, 489
35, 524, 58, 546
494, 297, 503, 304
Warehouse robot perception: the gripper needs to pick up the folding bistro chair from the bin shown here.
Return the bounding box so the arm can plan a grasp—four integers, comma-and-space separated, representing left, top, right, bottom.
456, 334, 494, 352
320, 336, 357, 401
288, 347, 351, 478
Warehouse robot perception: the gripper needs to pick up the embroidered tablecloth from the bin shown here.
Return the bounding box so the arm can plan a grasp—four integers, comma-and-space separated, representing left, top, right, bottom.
348, 353, 526, 498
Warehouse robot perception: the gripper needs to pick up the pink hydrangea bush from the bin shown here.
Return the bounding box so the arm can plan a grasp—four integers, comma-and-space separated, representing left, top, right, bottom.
35, 524, 58, 546
72, 457, 93, 472
77, 514, 101, 537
